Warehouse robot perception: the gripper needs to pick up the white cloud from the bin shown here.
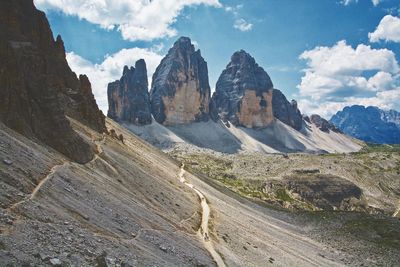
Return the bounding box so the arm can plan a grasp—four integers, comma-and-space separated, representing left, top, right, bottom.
298, 40, 399, 100
340, 0, 382, 6
67, 48, 163, 113
340, 0, 354, 5
297, 40, 400, 118
233, 18, 253, 32
298, 88, 400, 118
371, 0, 382, 6
225, 4, 253, 32
34, 0, 221, 41
369, 15, 400, 43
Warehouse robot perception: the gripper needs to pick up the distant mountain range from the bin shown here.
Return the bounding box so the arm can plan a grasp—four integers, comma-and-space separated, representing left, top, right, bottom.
330, 105, 400, 144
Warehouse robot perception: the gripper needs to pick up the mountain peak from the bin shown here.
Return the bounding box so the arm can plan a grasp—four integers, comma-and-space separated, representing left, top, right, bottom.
150, 37, 211, 125
172, 36, 195, 52
331, 105, 400, 144
108, 59, 151, 125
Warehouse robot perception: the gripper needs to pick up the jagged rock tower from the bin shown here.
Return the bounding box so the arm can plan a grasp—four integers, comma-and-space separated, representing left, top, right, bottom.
150, 37, 211, 125
107, 59, 152, 125
212, 50, 303, 130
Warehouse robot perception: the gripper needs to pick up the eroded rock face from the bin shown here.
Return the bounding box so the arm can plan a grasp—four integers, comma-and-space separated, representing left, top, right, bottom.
0, 0, 106, 163
108, 60, 152, 125
310, 114, 340, 133
236, 90, 274, 128
212, 50, 274, 128
150, 37, 211, 125
272, 90, 303, 130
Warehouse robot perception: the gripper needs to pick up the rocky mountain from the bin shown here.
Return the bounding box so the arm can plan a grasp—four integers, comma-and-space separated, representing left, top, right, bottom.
272, 90, 303, 130
150, 37, 211, 125
0, 0, 106, 163
121, 45, 359, 154
107, 60, 152, 125
380, 108, 400, 127
212, 50, 303, 130
330, 105, 400, 144
308, 114, 340, 133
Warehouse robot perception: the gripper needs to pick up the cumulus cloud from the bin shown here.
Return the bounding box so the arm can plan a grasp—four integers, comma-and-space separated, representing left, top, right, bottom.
34, 0, 221, 41
225, 4, 253, 32
297, 40, 400, 118
369, 15, 400, 43
298, 40, 399, 100
298, 88, 400, 118
67, 48, 163, 113
233, 19, 253, 32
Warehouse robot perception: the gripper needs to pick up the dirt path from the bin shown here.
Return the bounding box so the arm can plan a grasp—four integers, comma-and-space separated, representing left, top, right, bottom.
393, 200, 400, 217
8, 162, 67, 212
9, 135, 106, 212
178, 164, 226, 267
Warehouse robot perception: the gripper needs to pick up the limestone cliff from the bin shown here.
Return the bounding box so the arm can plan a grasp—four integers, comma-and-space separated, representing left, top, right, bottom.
212, 50, 303, 130
108, 60, 152, 125
272, 90, 303, 130
150, 37, 211, 125
0, 0, 106, 163
212, 50, 274, 128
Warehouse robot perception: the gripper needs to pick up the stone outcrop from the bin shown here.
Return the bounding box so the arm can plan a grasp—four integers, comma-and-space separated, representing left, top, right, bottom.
272, 90, 303, 130
212, 50, 303, 130
150, 37, 211, 125
0, 0, 106, 163
107, 60, 152, 125
212, 50, 274, 128
310, 114, 340, 133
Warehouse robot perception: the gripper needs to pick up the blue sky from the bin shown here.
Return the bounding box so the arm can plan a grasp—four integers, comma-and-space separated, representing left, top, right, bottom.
35, 0, 400, 118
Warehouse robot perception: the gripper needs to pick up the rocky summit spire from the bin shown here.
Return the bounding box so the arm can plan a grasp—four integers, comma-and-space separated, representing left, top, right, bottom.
107, 59, 152, 125
150, 36, 211, 125
212, 50, 275, 128
0, 0, 106, 163
212, 50, 303, 130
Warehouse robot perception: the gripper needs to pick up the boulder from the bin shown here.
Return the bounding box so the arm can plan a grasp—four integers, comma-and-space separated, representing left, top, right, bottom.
150, 37, 211, 125
108, 59, 152, 125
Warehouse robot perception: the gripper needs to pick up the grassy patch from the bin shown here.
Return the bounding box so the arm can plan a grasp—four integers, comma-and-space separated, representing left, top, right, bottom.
356, 143, 400, 154
341, 217, 400, 249
276, 188, 294, 202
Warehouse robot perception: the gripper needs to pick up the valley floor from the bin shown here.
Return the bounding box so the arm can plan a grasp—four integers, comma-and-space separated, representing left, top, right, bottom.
0, 119, 399, 266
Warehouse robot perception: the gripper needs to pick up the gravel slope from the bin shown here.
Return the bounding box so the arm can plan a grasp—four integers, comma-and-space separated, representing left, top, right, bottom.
0, 119, 394, 266
126, 119, 361, 154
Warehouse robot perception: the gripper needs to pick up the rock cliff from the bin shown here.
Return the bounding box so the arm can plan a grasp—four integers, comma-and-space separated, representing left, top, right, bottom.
310, 114, 340, 133
212, 50, 274, 128
212, 50, 303, 130
107, 60, 152, 125
272, 90, 303, 130
0, 0, 106, 163
150, 37, 211, 125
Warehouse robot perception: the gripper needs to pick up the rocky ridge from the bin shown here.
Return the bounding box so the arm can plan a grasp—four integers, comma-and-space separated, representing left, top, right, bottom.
330, 105, 400, 144
309, 114, 340, 133
107, 59, 152, 125
212, 50, 303, 130
0, 0, 106, 163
